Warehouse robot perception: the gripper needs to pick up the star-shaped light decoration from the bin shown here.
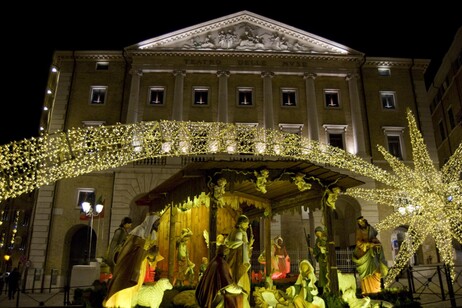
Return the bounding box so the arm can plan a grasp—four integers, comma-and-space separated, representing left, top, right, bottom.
345, 109, 462, 287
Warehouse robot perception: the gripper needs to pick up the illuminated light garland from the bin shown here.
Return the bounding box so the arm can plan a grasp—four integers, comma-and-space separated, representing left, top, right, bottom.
345, 109, 462, 287
0, 121, 393, 202
0, 110, 460, 287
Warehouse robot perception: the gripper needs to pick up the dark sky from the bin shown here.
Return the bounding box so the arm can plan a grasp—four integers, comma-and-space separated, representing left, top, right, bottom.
1, 5, 460, 145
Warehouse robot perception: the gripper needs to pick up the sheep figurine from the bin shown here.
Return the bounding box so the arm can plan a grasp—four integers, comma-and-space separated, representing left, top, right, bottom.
131, 278, 173, 308
337, 271, 357, 294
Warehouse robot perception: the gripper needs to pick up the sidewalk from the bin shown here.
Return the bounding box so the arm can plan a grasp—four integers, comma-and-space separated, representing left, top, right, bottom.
0, 291, 69, 307
0, 288, 460, 307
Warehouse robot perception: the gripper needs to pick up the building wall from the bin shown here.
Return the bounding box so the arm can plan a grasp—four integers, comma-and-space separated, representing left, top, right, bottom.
428, 27, 462, 166
25, 25, 442, 289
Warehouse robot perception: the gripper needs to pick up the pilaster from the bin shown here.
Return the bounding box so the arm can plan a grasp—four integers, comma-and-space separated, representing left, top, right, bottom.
172, 70, 186, 121
261, 71, 275, 129
126, 69, 143, 124
304, 73, 319, 141
346, 74, 367, 157
217, 71, 230, 123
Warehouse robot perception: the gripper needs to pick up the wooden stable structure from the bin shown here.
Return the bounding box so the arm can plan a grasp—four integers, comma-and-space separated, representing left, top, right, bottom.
136, 158, 364, 293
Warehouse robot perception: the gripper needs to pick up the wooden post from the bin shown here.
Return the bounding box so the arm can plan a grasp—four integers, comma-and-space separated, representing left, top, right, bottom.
208, 176, 218, 259
168, 206, 177, 282
324, 193, 339, 295
209, 202, 218, 259
265, 208, 272, 285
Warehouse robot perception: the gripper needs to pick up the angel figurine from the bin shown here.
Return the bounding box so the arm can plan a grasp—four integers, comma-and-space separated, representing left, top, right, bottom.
293, 173, 312, 191
213, 178, 227, 207
255, 169, 269, 194
325, 187, 341, 210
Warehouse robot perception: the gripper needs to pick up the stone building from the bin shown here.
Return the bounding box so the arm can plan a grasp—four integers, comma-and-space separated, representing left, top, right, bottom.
428, 26, 461, 167
18, 11, 440, 289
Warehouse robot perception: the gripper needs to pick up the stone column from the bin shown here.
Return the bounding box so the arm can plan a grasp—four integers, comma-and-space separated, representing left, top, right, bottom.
346, 74, 367, 157
304, 73, 319, 140
261, 71, 275, 129
26, 184, 55, 289
126, 69, 143, 124
172, 70, 186, 121
217, 71, 230, 123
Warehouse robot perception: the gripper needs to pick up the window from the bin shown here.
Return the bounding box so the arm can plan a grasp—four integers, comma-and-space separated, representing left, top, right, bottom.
447, 106, 456, 130
237, 88, 253, 106
279, 124, 303, 155
378, 68, 391, 76
189, 123, 208, 152
387, 136, 402, 159
236, 123, 258, 154
382, 126, 405, 160
380, 91, 396, 109
90, 86, 107, 105
438, 120, 446, 141
329, 133, 344, 149
149, 87, 165, 105
279, 123, 303, 135
324, 90, 340, 108
193, 87, 209, 106
323, 124, 347, 150
82, 121, 105, 154
96, 62, 109, 70
281, 89, 297, 107
76, 188, 95, 209
82, 121, 106, 127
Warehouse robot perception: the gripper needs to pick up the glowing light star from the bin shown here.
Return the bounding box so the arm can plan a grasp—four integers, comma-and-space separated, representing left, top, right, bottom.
345, 109, 462, 287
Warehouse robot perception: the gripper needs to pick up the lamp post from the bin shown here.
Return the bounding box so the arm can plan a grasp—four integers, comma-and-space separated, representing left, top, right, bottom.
81, 201, 103, 264
3, 253, 10, 274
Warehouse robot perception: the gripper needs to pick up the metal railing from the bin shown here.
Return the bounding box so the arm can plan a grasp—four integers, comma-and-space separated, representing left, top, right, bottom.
4, 255, 460, 307
388, 264, 462, 307
252, 248, 462, 307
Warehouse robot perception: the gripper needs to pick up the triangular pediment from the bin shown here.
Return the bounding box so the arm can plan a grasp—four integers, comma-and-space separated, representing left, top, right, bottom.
127, 11, 361, 55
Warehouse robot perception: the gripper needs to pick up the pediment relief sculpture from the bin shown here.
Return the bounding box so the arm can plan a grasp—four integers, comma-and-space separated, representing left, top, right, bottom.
160, 25, 334, 54
133, 11, 356, 55
182, 26, 311, 53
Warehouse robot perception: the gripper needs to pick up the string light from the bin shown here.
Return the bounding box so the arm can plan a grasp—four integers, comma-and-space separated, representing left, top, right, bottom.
0, 110, 460, 286
345, 109, 462, 286
0, 121, 392, 202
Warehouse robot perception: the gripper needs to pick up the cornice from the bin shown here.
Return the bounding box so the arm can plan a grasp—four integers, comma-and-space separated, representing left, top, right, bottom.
364, 57, 429, 70
127, 50, 362, 63
54, 51, 125, 62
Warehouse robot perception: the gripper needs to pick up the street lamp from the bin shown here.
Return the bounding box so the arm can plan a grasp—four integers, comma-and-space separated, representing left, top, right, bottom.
81, 201, 103, 263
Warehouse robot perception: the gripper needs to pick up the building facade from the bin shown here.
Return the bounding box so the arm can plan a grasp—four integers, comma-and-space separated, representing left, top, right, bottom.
428, 26, 462, 167
19, 11, 441, 289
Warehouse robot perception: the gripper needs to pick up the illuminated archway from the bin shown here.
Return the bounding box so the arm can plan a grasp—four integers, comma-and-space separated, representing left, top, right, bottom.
0, 109, 460, 286
0, 120, 390, 202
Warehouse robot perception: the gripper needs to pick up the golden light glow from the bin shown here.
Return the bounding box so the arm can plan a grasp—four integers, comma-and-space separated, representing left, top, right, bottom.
0, 111, 460, 287
345, 109, 462, 286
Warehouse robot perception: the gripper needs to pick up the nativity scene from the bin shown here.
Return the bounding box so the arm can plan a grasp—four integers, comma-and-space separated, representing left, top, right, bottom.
0, 9, 459, 308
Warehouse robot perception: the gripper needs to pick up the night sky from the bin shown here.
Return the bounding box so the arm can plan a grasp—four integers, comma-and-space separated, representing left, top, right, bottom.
1, 4, 459, 145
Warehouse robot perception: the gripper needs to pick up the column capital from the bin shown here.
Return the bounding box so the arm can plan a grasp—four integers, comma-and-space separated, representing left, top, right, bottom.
303, 73, 317, 80
261, 71, 274, 78
217, 70, 230, 78
129, 69, 143, 77
173, 70, 186, 77
345, 73, 360, 81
